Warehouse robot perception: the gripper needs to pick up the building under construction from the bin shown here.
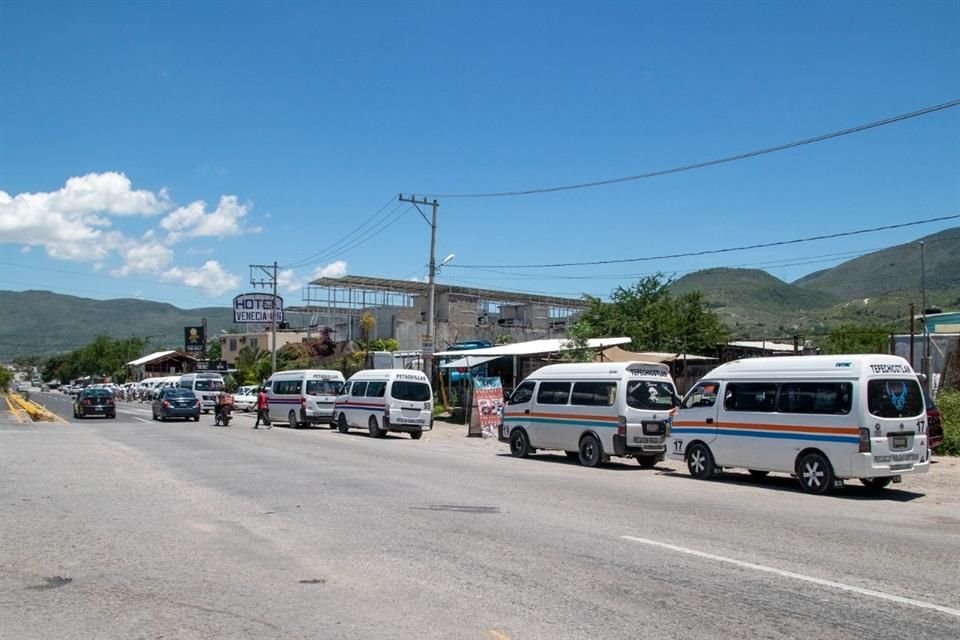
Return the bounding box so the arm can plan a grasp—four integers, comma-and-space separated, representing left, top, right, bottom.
291, 275, 587, 351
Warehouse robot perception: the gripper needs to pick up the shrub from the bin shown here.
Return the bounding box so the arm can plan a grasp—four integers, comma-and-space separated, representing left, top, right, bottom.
934, 390, 960, 457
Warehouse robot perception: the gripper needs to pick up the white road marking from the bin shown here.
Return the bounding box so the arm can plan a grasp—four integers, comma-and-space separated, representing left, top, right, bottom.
621, 535, 960, 619
133, 417, 153, 423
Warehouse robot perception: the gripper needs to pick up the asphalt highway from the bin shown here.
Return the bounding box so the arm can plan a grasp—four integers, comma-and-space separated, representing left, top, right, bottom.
2, 390, 958, 639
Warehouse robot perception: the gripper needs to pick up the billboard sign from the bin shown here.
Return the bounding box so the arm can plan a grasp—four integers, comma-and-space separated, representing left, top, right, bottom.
184, 326, 205, 353
233, 293, 284, 324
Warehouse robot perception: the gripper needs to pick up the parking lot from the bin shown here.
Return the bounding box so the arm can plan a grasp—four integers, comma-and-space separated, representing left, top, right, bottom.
2, 390, 959, 639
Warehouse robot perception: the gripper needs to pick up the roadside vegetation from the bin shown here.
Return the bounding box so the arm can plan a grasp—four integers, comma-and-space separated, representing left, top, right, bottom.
934, 390, 960, 457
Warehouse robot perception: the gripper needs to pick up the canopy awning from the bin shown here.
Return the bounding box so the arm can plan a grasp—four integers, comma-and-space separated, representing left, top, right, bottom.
433, 337, 630, 359
439, 354, 501, 369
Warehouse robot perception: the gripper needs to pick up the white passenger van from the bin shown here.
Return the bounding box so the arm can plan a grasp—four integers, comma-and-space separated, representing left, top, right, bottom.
265, 369, 345, 428
333, 369, 433, 439
178, 372, 225, 413
499, 362, 679, 468
669, 354, 931, 494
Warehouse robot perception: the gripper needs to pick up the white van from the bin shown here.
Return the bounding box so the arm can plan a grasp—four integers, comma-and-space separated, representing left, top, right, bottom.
178, 372, 225, 413
499, 362, 679, 467
265, 369, 345, 428
334, 369, 433, 439
669, 354, 931, 494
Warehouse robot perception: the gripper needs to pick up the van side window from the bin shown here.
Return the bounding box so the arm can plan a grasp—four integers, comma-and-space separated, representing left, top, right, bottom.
340, 382, 351, 396
683, 382, 718, 409
365, 381, 386, 398
537, 381, 571, 405
627, 380, 676, 410
571, 381, 616, 407
778, 383, 852, 415
350, 382, 368, 397
724, 383, 777, 412
509, 381, 535, 405
273, 380, 303, 395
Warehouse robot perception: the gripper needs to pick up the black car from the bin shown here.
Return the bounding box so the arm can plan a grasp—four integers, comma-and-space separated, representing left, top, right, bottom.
152, 388, 201, 422
73, 388, 116, 419
924, 389, 944, 450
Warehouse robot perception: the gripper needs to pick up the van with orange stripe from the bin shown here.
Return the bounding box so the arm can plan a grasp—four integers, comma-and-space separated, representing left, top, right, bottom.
669, 355, 931, 494
499, 362, 679, 468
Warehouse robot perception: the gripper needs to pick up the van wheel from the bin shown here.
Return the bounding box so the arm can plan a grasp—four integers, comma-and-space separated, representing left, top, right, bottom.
686, 443, 715, 479
797, 452, 835, 495
578, 434, 603, 468
509, 429, 531, 458
636, 455, 658, 469
748, 469, 769, 479
288, 410, 299, 429
410, 431, 422, 440
860, 477, 892, 490
337, 413, 349, 433
368, 416, 384, 438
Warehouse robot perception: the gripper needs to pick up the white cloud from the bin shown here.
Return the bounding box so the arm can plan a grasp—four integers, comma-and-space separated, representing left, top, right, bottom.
0, 172, 170, 262
311, 260, 348, 279
161, 260, 241, 296
161, 195, 254, 242
277, 268, 304, 293
20, 246, 30, 254
111, 242, 174, 277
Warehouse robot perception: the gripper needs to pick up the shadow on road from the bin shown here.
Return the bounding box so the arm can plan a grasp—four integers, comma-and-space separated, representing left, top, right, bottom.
493, 452, 667, 472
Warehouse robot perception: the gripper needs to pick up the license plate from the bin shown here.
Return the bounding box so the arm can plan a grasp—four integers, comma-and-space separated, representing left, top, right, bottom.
634, 436, 662, 444
642, 421, 665, 435
891, 436, 908, 449
398, 418, 422, 425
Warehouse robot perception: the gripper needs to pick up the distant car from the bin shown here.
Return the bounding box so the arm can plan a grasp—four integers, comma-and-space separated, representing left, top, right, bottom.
73, 388, 116, 419
152, 388, 201, 422
925, 389, 944, 450
233, 386, 258, 412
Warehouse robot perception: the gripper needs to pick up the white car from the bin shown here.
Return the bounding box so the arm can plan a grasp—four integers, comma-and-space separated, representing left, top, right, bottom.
233, 386, 258, 412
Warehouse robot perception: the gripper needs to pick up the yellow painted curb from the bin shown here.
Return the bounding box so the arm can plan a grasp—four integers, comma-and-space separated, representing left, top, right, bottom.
9, 393, 64, 423
3, 393, 27, 423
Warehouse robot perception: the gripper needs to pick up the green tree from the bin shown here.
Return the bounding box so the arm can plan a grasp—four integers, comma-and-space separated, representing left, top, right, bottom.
0, 366, 13, 391
207, 340, 222, 361
235, 345, 271, 384
819, 324, 891, 354
368, 338, 399, 352
359, 312, 376, 349
561, 321, 594, 362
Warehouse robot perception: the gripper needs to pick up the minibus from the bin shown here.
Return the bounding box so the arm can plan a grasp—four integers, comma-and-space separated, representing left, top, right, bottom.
334, 369, 433, 439
178, 372, 225, 413
668, 355, 931, 494
265, 369, 345, 428
499, 362, 679, 468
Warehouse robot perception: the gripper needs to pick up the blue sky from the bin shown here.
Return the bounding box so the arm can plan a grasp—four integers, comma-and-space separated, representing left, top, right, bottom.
1, 0, 958, 309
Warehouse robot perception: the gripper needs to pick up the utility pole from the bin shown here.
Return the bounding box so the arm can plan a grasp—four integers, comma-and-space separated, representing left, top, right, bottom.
920, 242, 930, 393
250, 262, 280, 376
399, 194, 439, 382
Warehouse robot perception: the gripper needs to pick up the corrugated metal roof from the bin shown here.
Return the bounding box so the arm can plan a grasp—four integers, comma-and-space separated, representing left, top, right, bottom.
433, 337, 630, 358
727, 340, 798, 352
126, 350, 191, 366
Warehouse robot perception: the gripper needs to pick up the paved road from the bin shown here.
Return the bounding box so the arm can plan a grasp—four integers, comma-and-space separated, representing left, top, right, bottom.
2, 391, 959, 639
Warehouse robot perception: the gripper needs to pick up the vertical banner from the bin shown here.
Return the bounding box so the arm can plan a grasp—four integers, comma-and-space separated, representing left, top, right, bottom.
470, 376, 504, 438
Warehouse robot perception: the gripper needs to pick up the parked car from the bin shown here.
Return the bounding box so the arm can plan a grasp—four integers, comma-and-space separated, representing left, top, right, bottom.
73, 388, 116, 419
925, 389, 944, 450
233, 386, 258, 412
152, 388, 201, 422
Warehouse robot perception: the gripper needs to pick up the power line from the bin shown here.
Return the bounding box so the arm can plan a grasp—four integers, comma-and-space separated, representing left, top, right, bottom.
424, 98, 960, 198
447, 213, 960, 269
282, 195, 399, 269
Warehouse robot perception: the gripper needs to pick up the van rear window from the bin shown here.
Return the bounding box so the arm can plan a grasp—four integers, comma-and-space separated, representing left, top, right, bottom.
627, 381, 676, 410
195, 380, 223, 391
391, 381, 430, 402
307, 380, 342, 395
867, 379, 924, 418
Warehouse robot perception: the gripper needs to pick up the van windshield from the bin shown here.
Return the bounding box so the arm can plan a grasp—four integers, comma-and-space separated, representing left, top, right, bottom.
867, 379, 924, 418
307, 380, 342, 395
391, 381, 431, 402
626, 380, 676, 410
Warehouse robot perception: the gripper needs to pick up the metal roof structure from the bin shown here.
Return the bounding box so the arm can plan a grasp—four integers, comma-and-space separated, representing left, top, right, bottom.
126, 350, 181, 366
433, 337, 630, 358
305, 275, 588, 308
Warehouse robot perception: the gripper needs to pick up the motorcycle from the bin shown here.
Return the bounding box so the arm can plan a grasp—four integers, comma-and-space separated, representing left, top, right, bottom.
214, 401, 232, 426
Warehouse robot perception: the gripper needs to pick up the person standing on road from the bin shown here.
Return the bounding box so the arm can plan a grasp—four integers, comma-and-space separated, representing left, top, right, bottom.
254, 386, 271, 429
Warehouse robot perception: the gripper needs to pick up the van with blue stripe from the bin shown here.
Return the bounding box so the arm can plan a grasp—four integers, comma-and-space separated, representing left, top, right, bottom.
669, 354, 931, 494
499, 362, 678, 468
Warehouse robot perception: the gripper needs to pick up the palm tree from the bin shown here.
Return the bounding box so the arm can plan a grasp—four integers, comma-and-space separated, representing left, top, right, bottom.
235, 345, 271, 385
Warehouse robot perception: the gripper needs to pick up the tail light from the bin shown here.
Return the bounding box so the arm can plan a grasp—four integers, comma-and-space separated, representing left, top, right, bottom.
858, 427, 871, 453
162, 400, 171, 408
106, 398, 115, 405
195, 399, 200, 407
617, 416, 626, 437
301, 397, 307, 409
82, 399, 91, 406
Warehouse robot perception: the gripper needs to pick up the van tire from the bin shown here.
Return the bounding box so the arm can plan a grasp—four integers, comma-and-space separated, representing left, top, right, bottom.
509, 429, 531, 458
578, 434, 603, 468
859, 477, 892, 490
368, 415, 384, 438
686, 443, 715, 479
636, 455, 658, 469
337, 413, 349, 433
410, 431, 422, 440
797, 452, 834, 495
288, 410, 299, 429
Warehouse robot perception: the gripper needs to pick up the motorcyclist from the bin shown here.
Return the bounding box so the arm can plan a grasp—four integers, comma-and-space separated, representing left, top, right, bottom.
214, 389, 234, 425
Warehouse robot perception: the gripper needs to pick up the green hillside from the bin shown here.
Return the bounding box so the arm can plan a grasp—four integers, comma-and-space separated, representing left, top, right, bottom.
0, 290, 236, 359
794, 227, 960, 298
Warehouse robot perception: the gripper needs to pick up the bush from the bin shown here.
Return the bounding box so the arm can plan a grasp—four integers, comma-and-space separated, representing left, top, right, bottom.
934, 390, 960, 457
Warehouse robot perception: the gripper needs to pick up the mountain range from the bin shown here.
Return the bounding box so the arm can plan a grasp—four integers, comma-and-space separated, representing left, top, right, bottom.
1, 228, 958, 359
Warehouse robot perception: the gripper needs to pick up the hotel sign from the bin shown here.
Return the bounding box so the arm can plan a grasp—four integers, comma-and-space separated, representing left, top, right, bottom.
233, 293, 284, 324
